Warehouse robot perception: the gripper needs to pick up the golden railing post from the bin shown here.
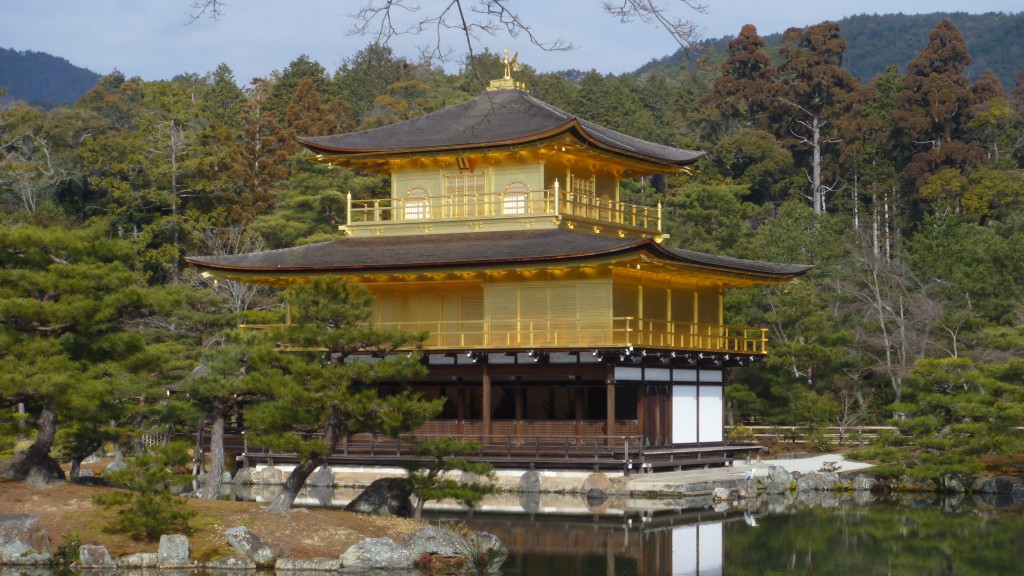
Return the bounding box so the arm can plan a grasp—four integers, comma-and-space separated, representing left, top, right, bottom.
346, 191, 352, 227
657, 201, 662, 233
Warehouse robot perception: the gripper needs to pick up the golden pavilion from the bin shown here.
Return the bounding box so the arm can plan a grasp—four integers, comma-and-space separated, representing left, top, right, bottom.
187, 64, 811, 472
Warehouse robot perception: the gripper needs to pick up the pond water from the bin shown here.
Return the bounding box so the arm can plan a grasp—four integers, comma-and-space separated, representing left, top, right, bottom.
434, 493, 1024, 576
222, 484, 1024, 575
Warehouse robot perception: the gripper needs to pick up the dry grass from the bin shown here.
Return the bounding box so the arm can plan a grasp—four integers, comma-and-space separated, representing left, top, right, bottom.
0, 478, 422, 561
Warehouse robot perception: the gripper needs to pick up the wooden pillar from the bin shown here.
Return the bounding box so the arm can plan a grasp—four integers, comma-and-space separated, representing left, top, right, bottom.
456, 386, 465, 436
482, 365, 491, 445
574, 387, 584, 438
514, 384, 524, 445
606, 369, 616, 447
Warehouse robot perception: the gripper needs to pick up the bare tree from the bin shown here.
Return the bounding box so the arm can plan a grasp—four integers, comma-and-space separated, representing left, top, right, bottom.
189, 226, 275, 313
188, 1, 708, 65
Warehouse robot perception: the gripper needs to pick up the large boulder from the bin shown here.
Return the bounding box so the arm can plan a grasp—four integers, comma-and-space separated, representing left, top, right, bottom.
253, 465, 283, 485
340, 537, 411, 569
158, 534, 190, 567
117, 553, 158, 568
401, 526, 467, 558
990, 476, 1022, 494
306, 466, 335, 488
519, 470, 541, 493
0, 514, 52, 565
224, 526, 277, 567
853, 474, 876, 492
581, 473, 613, 496
465, 531, 508, 573
232, 468, 255, 485
345, 478, 413, 517
77, 544, 115, 568
767, 466, 794, 487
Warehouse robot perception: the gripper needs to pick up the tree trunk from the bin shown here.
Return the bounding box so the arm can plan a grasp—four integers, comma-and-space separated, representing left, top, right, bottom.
413, 496, 425, 521
2, 405, 64, 482
200, 409, 226, 500
70, 458, 81, 480
267, 458, 323, 512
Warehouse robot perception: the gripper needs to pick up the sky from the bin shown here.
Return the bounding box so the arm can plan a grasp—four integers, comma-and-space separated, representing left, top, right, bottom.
1, 1, 1021, 84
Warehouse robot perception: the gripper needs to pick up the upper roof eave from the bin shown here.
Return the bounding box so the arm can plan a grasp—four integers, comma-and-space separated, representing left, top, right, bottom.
298, 89, 704, 169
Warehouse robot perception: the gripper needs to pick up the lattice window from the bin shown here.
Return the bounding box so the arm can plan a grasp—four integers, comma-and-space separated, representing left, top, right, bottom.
445, 173, 487, 197
570, 172, 595, 195
462, 294, 484, 321
502, 181, 528, 215
404, 188, 430, 220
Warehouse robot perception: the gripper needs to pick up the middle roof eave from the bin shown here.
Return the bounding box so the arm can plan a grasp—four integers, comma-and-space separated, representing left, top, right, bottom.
185, 228, 812, 279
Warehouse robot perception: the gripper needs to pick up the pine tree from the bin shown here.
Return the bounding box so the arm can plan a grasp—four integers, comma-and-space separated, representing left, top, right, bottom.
245, 279, 443, 512
0, 225, 158, 481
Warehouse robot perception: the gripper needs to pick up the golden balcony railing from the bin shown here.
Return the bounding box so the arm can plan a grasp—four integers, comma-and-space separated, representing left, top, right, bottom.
345, 180, 661, 233
239, 317, 768, 355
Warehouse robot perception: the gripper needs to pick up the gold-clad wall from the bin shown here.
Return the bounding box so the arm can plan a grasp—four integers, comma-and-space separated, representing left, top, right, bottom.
366, 269, 727, 351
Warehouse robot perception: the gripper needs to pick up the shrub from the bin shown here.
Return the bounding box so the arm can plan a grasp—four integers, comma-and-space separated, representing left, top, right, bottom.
92, 442, 197, 541
726, 424, 757, 445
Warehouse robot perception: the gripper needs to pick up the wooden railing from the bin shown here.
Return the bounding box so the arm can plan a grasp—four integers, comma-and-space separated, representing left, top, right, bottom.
239, 317, 768, 355
235, 426, 762, 475
726, 425, 898, 445
345, 181, 661, 233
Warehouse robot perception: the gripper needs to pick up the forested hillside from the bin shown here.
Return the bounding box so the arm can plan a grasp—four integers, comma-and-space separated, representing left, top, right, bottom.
2, 17, 1023, 479
644, 12, 1024, 88
0, 48, 101, 108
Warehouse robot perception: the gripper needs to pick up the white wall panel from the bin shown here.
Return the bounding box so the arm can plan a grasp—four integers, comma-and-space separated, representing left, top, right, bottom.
698, 386, 723, 442
672, 385, 698, 444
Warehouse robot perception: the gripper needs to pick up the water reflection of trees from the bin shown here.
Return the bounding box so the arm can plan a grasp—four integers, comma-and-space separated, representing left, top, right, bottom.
725, 497, 1024, 575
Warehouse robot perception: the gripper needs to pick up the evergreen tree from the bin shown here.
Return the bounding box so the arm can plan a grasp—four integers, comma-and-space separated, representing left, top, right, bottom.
201, 63, 246, 129
360, 79, 433, 129
966, 71, 1014, 165
271, 55, 333, 117
895, 19, 983, 187
774, 22, 860, 214
245, 279, 442, 512
0, 225, 158, 481
179, 334, 266, 499
706, 24, 776, 131
226, 78, 290, 225
336, 44, 410, 125
283, 78, 336, 143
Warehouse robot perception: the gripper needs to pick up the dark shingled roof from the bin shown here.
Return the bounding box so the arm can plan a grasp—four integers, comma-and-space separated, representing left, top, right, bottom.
299, 89, 704, 167
186, 228, 812, 278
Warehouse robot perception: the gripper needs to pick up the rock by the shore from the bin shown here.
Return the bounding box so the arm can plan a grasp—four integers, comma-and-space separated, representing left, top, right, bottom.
466, 531, 508, 570
225, 526, 277, 567
157, 534, 190, 567
340, 537, 410, 569
204, 555, 257, 570
0, 514, 52, 565
253, 465, 283, 485
519, 470, 541, 493
77, 544, 115, 568
401, 526, 466, 558
276, 557, 343, 572
345, 477, 413, 517
306, 466, 335, 488
117, 552, 158, 568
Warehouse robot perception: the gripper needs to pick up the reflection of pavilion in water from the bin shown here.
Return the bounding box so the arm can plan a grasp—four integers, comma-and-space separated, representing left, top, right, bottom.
461, 509, 730, 576
225, 484, 732, 575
